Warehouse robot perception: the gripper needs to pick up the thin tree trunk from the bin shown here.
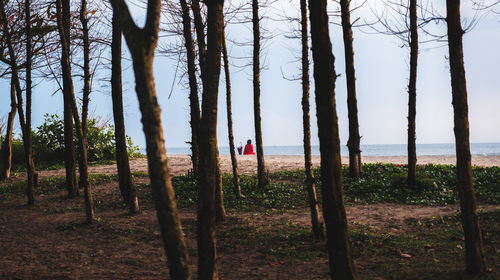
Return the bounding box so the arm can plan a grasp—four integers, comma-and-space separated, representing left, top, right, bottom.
222, 29, 242, 198
300, 0, 323, 242
0, 0, 35, 204
197, 0, 224, 278
191, 0, 226, 222
407, 0, 418, 187
340, 0, 362, 178
111, 9, 139, 214
110, 0, 192, 278
191, 0, 206, 78
215, 150, 226, 222
24, 0, 36, 205
308, 0, 357, 278
56, 0, 78, 198
252, 0, 269, 188
78, 0, 95, 223
446, 0, 488, 274
180, 0, 201, 180
0, 77, 17, 180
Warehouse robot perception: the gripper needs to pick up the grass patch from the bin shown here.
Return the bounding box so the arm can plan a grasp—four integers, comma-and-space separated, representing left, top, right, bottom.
214, 210, 500, 278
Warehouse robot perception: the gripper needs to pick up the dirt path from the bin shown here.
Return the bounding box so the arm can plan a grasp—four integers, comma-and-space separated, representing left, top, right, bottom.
2, 156, 500, 279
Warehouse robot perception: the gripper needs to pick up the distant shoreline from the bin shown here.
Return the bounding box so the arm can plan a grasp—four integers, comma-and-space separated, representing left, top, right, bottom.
164, 143, 500, 157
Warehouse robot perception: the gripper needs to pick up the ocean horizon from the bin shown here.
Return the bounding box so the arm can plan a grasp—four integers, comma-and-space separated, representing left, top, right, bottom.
165, 143, 500, 157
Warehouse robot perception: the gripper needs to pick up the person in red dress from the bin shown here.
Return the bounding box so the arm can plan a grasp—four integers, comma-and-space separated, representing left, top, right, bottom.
243, 139, 255, 155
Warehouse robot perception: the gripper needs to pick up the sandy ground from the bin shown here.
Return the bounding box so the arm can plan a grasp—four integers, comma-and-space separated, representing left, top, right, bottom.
37, 154, 500, 179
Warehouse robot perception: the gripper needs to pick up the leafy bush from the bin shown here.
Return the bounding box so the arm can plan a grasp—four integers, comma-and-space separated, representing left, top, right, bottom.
10, 113, 141, 169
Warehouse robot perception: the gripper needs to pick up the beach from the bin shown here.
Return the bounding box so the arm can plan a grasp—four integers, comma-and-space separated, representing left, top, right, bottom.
35, 154, 500, 179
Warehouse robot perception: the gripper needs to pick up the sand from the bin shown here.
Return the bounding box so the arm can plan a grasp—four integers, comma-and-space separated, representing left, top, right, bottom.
165, 154, 500, 176
36, 154, 500, 179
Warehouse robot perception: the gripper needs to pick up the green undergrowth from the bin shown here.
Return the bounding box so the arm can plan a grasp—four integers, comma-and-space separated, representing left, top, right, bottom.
160, 163, 500, 210
217, 210, 500, 279
2, 163, 499, 211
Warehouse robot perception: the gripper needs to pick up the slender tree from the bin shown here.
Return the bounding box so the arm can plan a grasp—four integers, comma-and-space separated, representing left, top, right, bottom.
77, 0, 95, 223
446, 0, 488, 274
252, 0, 269, 188
222, 27, 242, 198
111, 9, 139, 214
308, 0, 357, 278
0, 77, 17, 180
190, 0, 206, 179
109, 0, 192, 278
191, 0, 226, 222
0, 0, 36, 204
340, 0, 362, 178
55, 0, 78, 198
197, 0, 225, 277
180, 0, 202, 180
407, 0, 418, 187
300, 0, 323, 242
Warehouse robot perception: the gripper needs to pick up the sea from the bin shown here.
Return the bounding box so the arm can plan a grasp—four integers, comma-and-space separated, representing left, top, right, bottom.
166, 143, 500, 156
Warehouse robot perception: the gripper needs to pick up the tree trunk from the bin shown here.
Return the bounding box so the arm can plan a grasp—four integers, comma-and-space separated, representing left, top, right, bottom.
191, 0, 226, 223
110, 0, 192, 278
77, 0, 95, 223
252, 0, 269, 188
300, 0, 323, 242
308, 0, 357, 278
180, 0, 201, 179
215, 150, 226, 222
111, 9, 139, 214
197, 0, 224, 278
407, 0, 418, 187
56, 0, 78, 198
446, 0, 488, 274
0, 0, 36, 204
24, 0, 36, 205
191, 0, 206, 78
0, 77, 17, 181
340, 0, 362, 178
222, 29, 242, 198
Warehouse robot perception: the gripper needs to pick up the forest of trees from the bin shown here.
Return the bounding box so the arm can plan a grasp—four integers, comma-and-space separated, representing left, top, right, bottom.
0, 0, 498, 278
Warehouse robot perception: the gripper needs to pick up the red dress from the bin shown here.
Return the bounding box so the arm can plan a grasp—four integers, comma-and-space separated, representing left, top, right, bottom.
243, 144, 255, 155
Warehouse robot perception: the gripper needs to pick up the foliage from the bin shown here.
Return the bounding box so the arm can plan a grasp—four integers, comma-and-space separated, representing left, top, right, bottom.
9, 113, 142, 170
160, 163, 500, 211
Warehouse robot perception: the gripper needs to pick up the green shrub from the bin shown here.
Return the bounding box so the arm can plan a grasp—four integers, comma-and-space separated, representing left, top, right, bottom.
10, 113, 141, 169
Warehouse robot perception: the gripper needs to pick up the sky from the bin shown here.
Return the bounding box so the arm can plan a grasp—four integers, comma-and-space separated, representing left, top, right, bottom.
1, 0, 499, 150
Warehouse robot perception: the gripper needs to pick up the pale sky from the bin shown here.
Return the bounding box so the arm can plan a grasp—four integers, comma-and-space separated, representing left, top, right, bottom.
1, 0, 499, 150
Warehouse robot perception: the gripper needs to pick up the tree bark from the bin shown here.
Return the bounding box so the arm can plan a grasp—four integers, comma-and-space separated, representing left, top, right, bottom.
110, 0, 192, 278
407, 0, 418, 187
340, 0, 362, 178
197, 0, 224, 278
300, 0, 323, 242
24, 0, 36, 205
0, 77, 17, 181
180, 0, 201, 179
111, 9, 139, 214
56, 0, 78, 198
77, 0, 95, 223
446, 0, 488, 274
308, 0, 357, 278
215, 150, 226, 222
191, 0, 206, 78
222, 28, 242, 198
191, 0, 226, 223
252, 0, 269, 188
0, 0, 36, 204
